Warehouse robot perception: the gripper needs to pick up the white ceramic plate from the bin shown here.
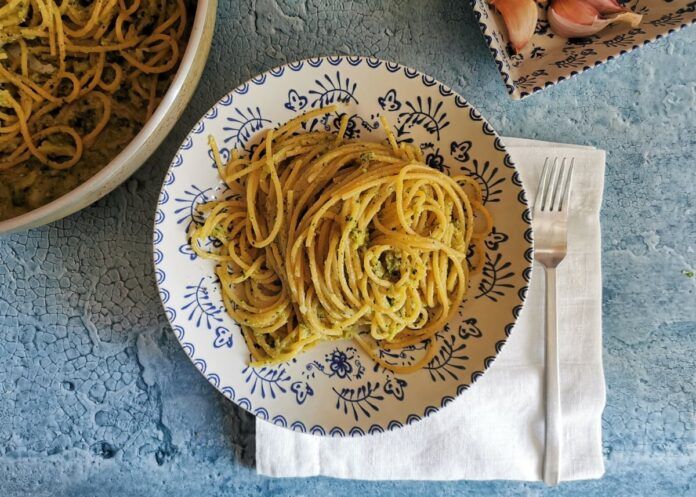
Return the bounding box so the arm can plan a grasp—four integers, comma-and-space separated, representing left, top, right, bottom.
153, 56, 533, 436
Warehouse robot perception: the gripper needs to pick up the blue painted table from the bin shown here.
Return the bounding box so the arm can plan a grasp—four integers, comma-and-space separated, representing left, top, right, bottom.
1, 1, 694, 495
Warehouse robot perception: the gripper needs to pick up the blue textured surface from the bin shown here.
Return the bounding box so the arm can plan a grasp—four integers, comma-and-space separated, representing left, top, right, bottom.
1, 1, 694, 495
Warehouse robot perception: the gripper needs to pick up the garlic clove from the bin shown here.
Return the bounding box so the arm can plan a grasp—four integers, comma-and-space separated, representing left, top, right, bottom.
548, 0, 643, 39
550, 0, 602, 29
489, 0, 539, 53
583, 0, 627, 14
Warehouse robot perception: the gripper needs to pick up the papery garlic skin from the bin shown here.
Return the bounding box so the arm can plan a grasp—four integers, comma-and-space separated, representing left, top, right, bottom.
548, 0, 643, 38
489, 0, 539, 52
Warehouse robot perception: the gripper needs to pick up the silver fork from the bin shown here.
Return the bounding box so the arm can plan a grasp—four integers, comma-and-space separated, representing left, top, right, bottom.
533, 157, 574, 486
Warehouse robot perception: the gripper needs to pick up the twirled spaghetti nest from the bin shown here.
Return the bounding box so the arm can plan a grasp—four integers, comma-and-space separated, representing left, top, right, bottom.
192, 106, 492, 373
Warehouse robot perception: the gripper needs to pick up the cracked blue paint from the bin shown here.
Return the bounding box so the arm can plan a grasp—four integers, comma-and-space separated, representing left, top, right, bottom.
1, 1, 695, 495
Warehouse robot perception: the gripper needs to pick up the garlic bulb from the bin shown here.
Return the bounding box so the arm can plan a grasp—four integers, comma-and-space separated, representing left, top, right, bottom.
548, 0, 643, 39
489, 0, 539, 53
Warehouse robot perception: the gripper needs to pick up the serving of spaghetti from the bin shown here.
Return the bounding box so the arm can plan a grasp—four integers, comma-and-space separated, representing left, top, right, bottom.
0, 0, 190, 220
190, 106, 492, 373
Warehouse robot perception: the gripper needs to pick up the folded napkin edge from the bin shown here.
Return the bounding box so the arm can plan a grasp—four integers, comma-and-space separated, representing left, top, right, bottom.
501, 136, 601, 152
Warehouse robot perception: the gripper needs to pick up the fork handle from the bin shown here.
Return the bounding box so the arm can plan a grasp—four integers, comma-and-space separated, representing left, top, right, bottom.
543, 266, 561, 485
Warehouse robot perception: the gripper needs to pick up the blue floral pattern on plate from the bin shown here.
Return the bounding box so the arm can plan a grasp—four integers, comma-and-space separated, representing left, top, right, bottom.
153, 56, 532, 436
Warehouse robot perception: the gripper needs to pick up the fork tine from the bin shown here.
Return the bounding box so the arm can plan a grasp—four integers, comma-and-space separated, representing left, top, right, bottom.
558, 158, 574, 211
540, 157, 558, 211
549, 158, 566, 211
535, 158, 550, 211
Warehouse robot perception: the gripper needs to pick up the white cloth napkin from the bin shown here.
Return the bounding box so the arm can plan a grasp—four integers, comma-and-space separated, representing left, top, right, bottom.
256, 137, 607, 482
